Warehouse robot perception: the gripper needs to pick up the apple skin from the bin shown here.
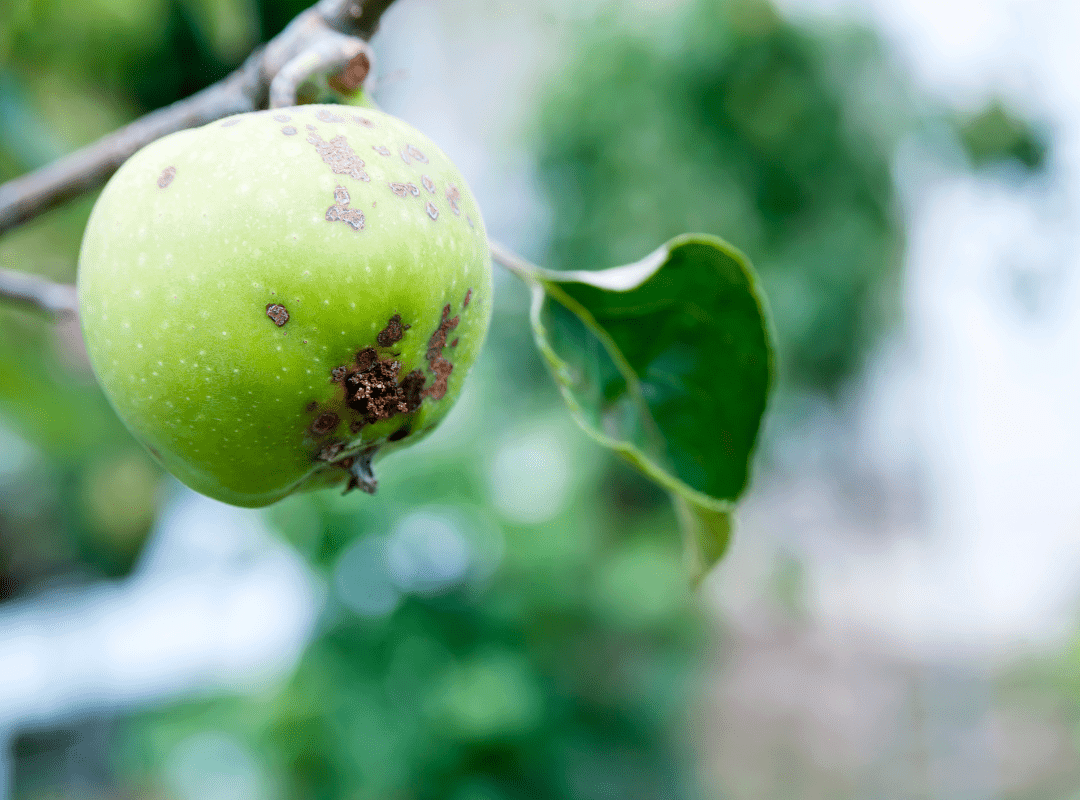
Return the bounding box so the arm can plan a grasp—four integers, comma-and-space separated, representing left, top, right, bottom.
77, 105, 492, 507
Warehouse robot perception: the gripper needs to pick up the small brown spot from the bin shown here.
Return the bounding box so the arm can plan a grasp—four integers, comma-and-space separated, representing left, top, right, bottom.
281, 126, 297, 136
306, 124, 317, 131
373, 145, 391, 156
400, 369, 425, 411
355, 347, 378, 372
266, 303, 290, 326
331, 365, 348, 382
328, 51, 371, 94
406, 144, 428, 163
404, 183, 417, 197
311, 411, 340, 435
450, 337, 459, 347
349, 419, 364, 434
353, 116, 375, 128
316, 109, 346, 123
307, 131, 370, 181
463, 288, 472, 308
157, 167, 176, 188
305, 400, 319, 413
445, 184, 462, 215
399, 147, 411, 165
325, 185, 365, 231
377, 313, 410, 347
273, 114, 291, 122
425, 202, 439, 221
387, 426, 410, 442
389, 182, 408, 198
421, 175, 435, 193
317, 441, 345, 461
221, 118, 240, 127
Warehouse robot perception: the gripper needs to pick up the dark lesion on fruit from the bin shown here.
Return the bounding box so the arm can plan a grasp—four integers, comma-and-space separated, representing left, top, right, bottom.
306, 130, 370, 182
376, 313, 410, 347
313, 295, 475, 495
344, 357, 409, 425
266, 303, 290, 326
325, 185, 365, 231
311, 411, 340, 436
157, 167, 176, 188
422, 304, 459, 401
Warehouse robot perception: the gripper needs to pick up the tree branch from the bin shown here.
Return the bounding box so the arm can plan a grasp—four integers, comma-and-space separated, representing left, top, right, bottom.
0, 0, 395, 238
0, 268, 77, 317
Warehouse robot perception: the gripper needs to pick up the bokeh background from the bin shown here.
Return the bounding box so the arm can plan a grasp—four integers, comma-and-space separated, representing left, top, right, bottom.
1, 0, 1078, 797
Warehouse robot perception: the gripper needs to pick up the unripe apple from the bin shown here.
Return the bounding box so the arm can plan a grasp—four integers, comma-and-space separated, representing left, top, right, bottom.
77, 105, 492, 507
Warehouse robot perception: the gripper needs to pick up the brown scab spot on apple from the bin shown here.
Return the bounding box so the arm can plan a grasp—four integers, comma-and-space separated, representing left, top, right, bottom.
406, 144, 428, 163
426, 202, 439, 221
373, 145, 391, 156
464, 288, 472, 308
316, 109, 345, 124
331, 365, 348, 383
355, 346, 378, 372
325, 185, 365, 231
311, 411, 339, 435
451, 337, 459, 348
389, 182, 408, 198
406, 183, 420, 197
266, 303, 290, 326
376, 313, 410, 347
345, 358, 408, 424
423, 304, 459, 400
281, 126, 297, 136
306, 131, 370, 181
157, 167, 176, 188
445, 184, 462, 216
421, 175, 435, 193
273, 114, 291, 122
400, 369, 425, 411
305, 400, 318, 413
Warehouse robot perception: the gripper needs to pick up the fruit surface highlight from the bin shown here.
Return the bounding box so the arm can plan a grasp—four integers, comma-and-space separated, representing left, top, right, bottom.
77, 105, 492, 507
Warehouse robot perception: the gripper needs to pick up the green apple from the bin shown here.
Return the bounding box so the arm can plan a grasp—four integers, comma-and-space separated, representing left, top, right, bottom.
77, 105, 492, 507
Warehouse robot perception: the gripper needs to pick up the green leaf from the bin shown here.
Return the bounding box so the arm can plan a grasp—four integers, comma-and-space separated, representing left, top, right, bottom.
525, 233, 774, 575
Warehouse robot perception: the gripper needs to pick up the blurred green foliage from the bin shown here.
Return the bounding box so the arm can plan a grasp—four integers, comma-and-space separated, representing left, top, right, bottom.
537, 0, 904, 394
957, 99, 1048, 172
